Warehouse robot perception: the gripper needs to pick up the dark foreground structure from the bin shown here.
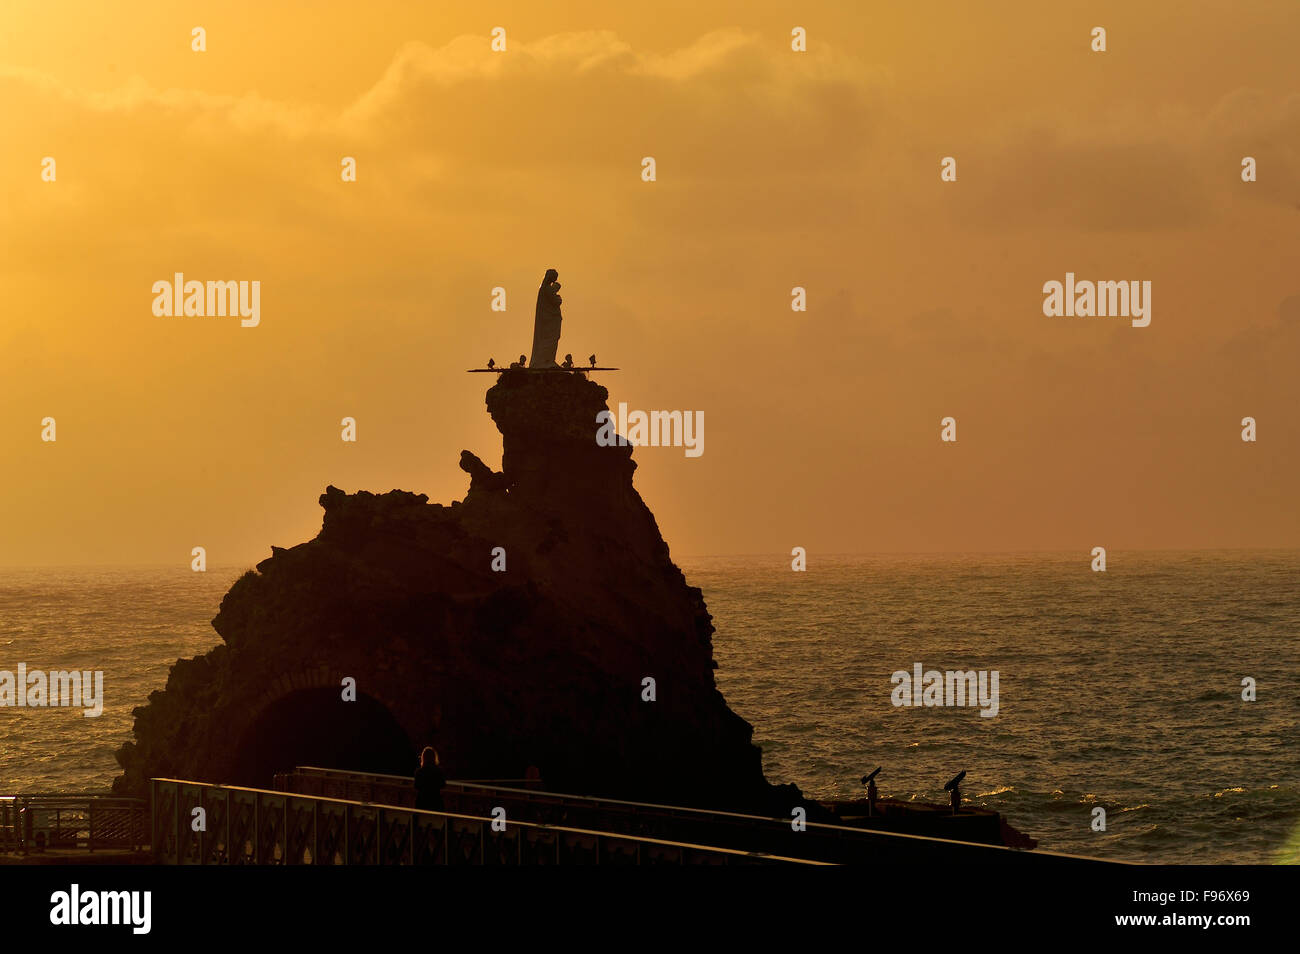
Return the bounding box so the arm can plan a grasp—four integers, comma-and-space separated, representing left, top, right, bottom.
115, 370, 806, 817
142, 768, 1114, 866
7, 767, 1117, 864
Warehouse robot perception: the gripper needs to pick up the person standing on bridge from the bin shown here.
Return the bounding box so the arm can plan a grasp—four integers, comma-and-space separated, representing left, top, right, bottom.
414, 746, 446, 812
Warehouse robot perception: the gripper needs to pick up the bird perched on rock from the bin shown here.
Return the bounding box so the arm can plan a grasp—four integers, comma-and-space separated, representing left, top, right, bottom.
562, 353, 574, 369
487, 358, 495, 370
588, 354, 597, 368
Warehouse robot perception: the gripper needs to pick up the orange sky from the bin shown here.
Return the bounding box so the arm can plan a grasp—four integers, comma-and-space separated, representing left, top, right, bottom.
2, 0, 1298, 565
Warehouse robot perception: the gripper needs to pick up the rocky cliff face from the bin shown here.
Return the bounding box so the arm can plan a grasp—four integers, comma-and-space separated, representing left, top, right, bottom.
115, 369, 802, 813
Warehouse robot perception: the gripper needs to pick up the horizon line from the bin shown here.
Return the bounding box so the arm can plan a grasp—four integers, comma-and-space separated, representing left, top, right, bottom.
2, 544, 1299, 570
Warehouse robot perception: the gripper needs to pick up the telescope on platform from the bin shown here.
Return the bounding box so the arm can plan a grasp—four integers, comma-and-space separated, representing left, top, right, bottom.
943, 770, 966, 815
861, 767, 881, 816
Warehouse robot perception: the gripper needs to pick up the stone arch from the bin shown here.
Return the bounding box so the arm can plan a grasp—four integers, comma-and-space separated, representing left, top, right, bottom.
247, 665, 403, 717
226, 674, 417, 789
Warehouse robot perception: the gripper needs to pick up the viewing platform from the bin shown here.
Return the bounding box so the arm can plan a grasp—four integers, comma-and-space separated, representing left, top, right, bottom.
1, 794, 149, 864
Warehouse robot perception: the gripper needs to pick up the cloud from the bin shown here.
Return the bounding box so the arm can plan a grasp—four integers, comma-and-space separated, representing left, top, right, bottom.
932, 89, 1300, 232
0, 65, 322, 136
1280, 293, 1300, 324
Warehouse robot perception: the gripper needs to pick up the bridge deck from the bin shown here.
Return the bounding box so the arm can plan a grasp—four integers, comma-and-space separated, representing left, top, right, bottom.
152, 777, 824, 865
4, 771, 1121, 865
271, 766, 1119, 866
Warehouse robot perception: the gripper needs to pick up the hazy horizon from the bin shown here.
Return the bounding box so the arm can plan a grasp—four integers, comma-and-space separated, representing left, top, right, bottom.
3, 545, 1299, 571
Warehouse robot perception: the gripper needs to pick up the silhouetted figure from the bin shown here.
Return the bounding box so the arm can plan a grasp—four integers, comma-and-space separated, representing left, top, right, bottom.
529, 269, 563, 369
562, 353, 574, 369
487, 357, 495, 370
509, 353, 527, 369
588, 354, 596, 368
414, 746, 446, 812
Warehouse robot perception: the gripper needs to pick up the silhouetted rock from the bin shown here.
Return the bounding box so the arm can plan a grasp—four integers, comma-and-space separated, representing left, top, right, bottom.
114, 369, 809, 817
458, 450, 509, 495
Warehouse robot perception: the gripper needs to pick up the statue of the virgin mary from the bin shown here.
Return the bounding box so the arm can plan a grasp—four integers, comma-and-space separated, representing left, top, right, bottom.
529, 268, 563, 369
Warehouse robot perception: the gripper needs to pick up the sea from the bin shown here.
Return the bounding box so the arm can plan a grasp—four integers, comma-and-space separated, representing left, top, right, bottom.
1, 551, 1297, 864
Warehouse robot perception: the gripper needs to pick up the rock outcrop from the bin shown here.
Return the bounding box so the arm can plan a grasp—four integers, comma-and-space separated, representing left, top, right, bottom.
114, 369, 804, 814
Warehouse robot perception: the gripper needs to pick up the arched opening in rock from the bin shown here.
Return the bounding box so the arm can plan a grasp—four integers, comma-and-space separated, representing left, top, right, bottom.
228, 688, 415, 788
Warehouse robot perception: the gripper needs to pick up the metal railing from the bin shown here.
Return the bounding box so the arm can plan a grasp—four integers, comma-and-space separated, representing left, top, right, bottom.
273, 766, 419, 808
276, 766, 1116, 866
151, 778, 827, 865
0, 794, 148, 854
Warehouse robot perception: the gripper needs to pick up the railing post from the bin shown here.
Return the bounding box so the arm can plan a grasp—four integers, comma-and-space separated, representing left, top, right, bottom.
313, 800, 319, 866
